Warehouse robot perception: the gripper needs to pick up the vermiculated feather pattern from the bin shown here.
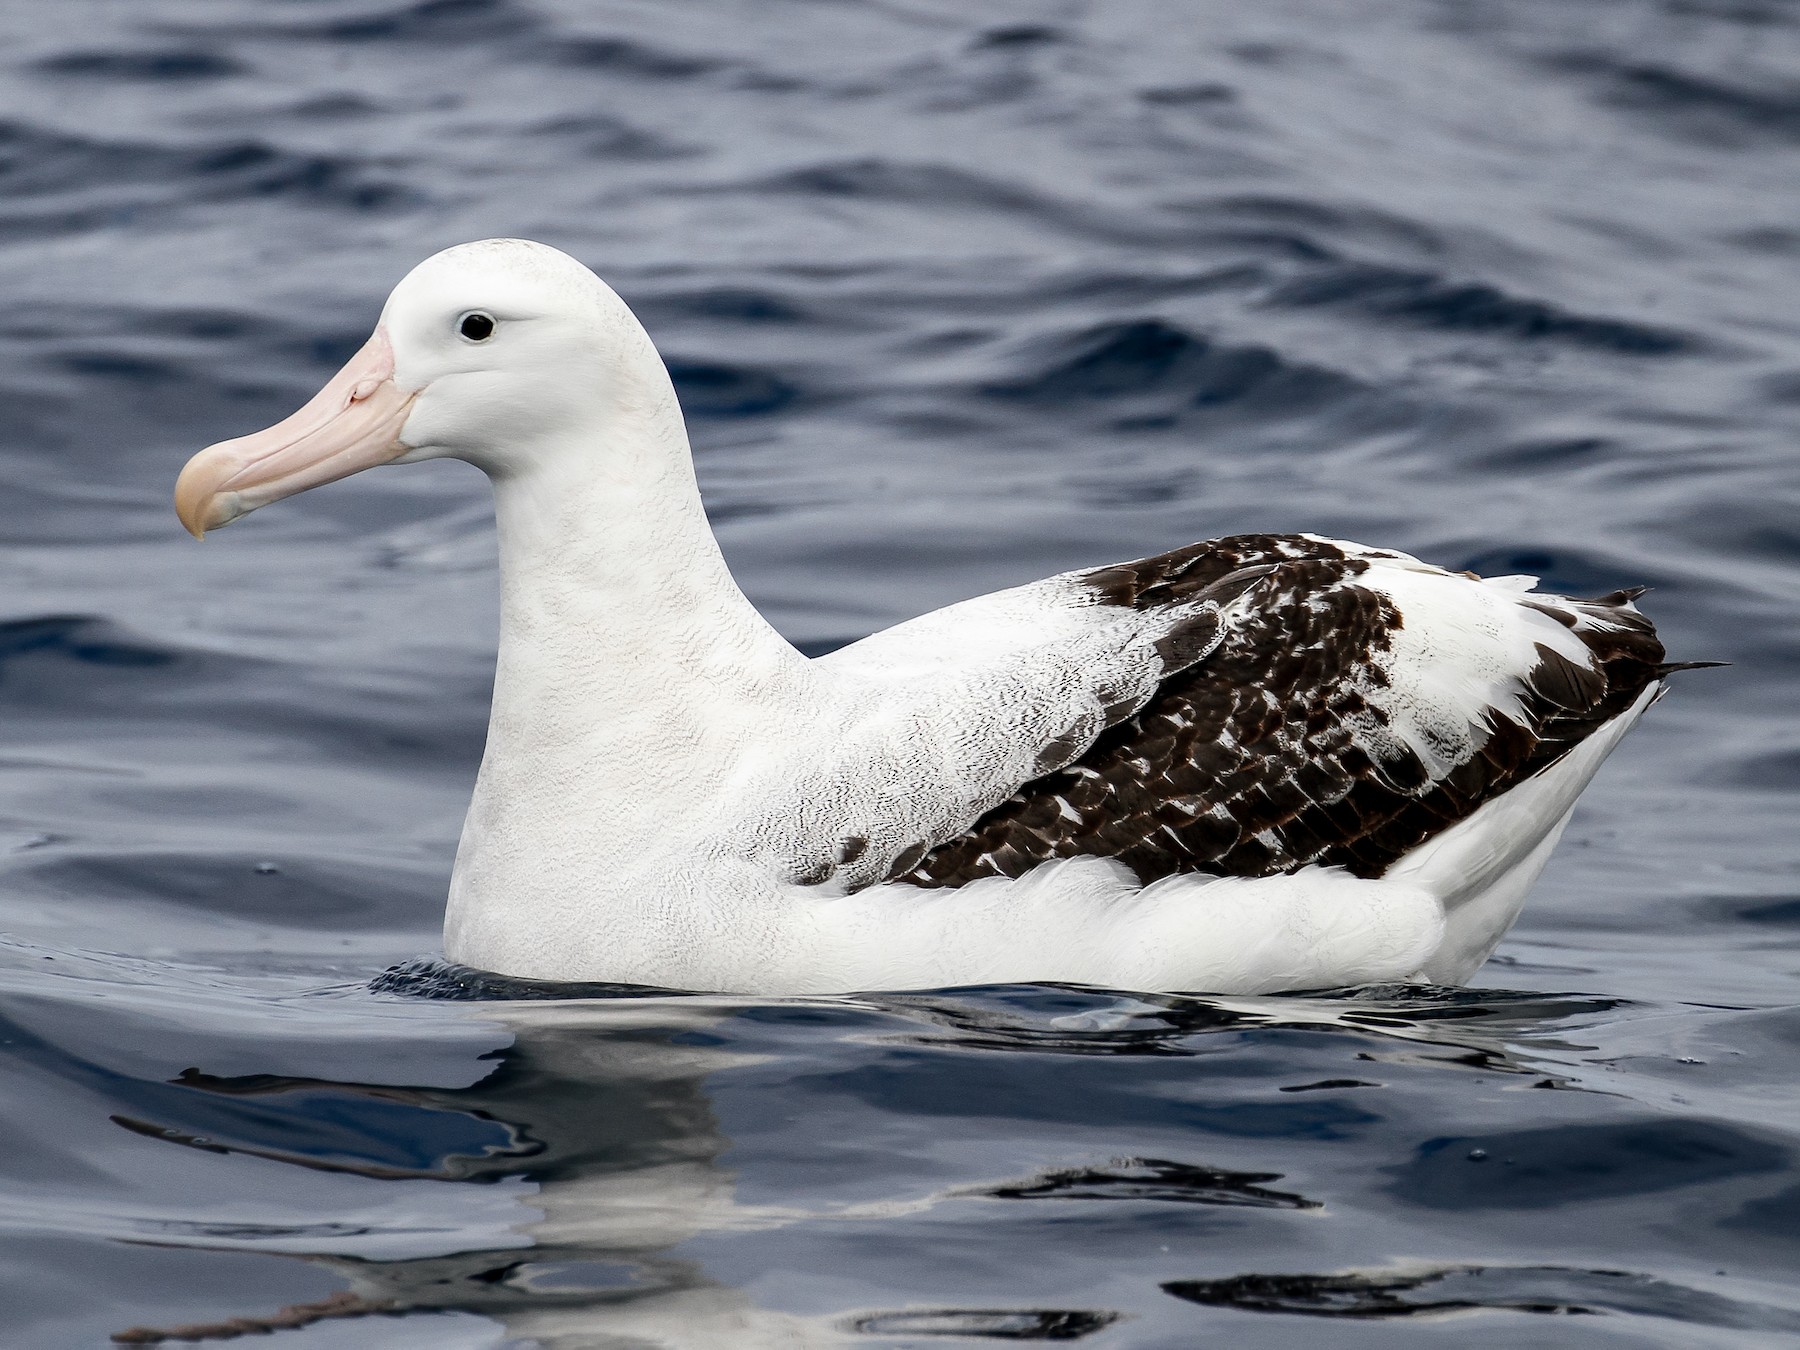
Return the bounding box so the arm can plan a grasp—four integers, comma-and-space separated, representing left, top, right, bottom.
904, 534, 1666, 888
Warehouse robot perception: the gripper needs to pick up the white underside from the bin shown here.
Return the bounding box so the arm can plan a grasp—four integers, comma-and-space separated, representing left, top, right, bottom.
446, 688, 1655, 996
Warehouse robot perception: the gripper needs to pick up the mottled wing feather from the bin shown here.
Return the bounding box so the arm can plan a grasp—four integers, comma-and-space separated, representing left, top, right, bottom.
901, 533, 1666, 887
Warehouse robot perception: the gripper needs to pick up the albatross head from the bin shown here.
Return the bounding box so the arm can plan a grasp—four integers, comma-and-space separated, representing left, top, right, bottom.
175, 238, 672, 538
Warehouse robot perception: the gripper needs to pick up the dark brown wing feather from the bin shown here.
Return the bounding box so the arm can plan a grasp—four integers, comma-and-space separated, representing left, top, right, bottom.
901, 533, 1666, 888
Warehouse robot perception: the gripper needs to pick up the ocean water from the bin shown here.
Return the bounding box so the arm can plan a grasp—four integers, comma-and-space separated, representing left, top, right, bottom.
0, 0, 1796, 1344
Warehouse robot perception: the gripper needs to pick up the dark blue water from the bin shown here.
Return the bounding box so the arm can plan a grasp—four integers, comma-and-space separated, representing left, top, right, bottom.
1, 1, 1797, 1344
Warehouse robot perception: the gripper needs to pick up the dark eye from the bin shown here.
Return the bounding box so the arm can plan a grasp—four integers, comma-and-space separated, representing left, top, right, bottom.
458, 311, 496, 342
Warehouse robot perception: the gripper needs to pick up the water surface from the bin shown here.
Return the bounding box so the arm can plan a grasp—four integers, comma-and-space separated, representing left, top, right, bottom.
0, 1, 1796, 1345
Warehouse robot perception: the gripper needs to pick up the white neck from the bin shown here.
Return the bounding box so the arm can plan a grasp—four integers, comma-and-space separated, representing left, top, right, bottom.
487, 424, 798, 718
442, 370, 815, 967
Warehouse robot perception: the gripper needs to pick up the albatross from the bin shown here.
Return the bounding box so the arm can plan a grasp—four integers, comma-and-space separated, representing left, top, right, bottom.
175, 238, 1697, 995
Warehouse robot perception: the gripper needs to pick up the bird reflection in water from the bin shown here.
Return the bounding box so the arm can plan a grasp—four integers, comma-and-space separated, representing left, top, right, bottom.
113, 983, 864, 1346
106, 972, 1639, 1345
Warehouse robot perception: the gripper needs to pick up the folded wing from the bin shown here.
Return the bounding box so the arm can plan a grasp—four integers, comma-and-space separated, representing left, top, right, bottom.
883, 533, 1668, 888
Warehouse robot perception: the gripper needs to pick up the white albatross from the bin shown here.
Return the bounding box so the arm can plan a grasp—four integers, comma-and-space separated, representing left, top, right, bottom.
175, 238, 1699, 995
